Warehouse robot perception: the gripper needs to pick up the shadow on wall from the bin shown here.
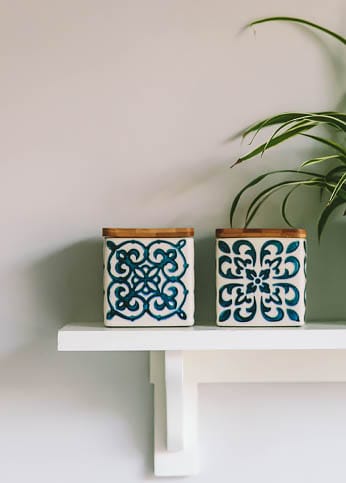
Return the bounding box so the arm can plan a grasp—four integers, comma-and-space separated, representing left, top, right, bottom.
306, 215, 346, 321
1, 240, 154, 476
0, 235, 217, 477
195, 236, 216, 324
29, 239, 104, 328
29, 236, 217, 327
28, 226, 346, 328
196, 222, 346, 323
0, 235, 217, 479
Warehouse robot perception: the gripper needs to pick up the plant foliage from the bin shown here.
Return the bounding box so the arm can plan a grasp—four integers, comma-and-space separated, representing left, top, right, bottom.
231, 17, 346, 239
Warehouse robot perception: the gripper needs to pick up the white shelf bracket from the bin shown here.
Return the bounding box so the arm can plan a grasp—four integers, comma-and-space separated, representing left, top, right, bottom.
150, 351, 198, 477
57, 323, 346, 477
164, 350, 183, 451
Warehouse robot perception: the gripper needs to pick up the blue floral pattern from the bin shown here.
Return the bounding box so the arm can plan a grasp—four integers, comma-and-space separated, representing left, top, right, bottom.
217, 239, 305, 323
105, 239, 189, 322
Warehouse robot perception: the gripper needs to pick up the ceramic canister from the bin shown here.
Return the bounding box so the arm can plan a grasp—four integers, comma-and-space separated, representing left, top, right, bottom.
103, 228, 195, 327
216, 228, 306, 327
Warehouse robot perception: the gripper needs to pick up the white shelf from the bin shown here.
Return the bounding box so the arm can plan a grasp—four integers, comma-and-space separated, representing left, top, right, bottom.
57, 321, 346, 477
58, 322, 346, 351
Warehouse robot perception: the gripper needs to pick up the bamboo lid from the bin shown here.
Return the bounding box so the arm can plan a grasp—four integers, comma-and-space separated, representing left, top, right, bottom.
216, 228, 306, 238
102, 227, 194, 238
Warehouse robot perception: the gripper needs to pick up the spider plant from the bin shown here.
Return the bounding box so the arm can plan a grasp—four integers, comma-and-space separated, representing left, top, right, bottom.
230, 17, 346, 239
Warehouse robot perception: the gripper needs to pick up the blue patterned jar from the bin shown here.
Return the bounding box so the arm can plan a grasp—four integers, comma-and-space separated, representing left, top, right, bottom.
216, 228, 306, 326
103, 228, 195, 327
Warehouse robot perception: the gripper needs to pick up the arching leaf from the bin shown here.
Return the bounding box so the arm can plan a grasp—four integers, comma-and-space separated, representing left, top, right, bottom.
244, 179, 325, 227
240, 111, 336, 138
246, 17, 346, 45
229, 169, 321, 226
299, 154, 342, 169
301, 133, 346, 157
328, 172, 346, 205
281, 186, 299, 227
232, 122, 316, 165
318, 198, 345, 240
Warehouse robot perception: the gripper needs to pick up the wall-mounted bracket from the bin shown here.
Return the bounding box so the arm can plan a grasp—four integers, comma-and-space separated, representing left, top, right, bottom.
58, 322, 346, 477
150, 351, 198, 477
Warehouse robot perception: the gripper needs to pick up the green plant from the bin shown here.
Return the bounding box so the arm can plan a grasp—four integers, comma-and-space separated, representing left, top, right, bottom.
230, 17, 346, 239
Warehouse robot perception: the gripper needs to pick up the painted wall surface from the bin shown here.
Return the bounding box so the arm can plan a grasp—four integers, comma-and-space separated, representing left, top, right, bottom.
1, 1, 346, 482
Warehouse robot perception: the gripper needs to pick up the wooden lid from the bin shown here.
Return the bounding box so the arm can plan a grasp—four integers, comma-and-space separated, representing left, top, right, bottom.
216, 228, 306, 238
102, 227, 194, 238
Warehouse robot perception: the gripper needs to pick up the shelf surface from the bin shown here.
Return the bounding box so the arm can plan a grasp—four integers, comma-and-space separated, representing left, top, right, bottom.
58, 322, 346, 351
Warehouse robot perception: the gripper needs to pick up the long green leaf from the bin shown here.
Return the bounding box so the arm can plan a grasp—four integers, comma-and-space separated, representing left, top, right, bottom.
233, 122, 317, 165
299, 154, 341, 169
281, 186, 300, 227
300, 133, 346, 157
246, 17, 346, 45
318, 198, 345, 240
229, 169, 321, 226
245, 181, 304, 227
244, 190, 283, 227
328, 172, 346, 205
300, 114, 346, 130
262, 114, 346, 156
260, 118, 322, 154
241, 111, 337, 138
245, 113, 314, 142
326, 165, 346, 183
325, 167, 346, 202
245, 179, 325, 227
260, 118, 314, 156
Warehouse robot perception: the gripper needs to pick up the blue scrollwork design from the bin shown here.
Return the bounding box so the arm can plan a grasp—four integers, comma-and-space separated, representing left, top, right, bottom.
106, 239, 189, 322
218, 239, 304, 323
218, 239, 256, 279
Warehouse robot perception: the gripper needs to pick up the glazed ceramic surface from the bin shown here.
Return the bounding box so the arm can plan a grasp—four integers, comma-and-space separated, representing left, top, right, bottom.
104, 237, 194, 326
216, 237, 306, 326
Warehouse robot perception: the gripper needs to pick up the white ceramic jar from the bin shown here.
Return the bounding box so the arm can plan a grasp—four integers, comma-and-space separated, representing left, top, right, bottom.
103, 228, 195, 327
216, 228, 306, 326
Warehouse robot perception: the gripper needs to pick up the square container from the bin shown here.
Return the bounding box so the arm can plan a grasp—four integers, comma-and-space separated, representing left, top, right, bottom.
216, 228, 306, 326
103, 228, 194, 327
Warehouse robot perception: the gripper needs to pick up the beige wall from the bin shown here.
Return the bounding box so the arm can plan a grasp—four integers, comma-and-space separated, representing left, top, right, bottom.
0, 1, 345, 482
